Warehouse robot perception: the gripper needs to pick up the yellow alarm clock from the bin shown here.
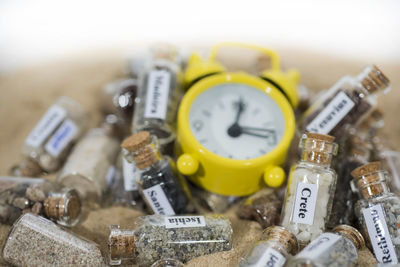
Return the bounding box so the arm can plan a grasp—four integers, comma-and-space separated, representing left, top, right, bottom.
176, 43, 298, 196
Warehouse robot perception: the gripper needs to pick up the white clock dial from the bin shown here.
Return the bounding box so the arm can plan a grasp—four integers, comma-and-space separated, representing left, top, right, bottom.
189, 83, 286, 160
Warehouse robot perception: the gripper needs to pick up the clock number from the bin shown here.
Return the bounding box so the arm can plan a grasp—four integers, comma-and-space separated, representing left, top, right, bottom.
193, 120, 204, 132
202, 110, 212, 118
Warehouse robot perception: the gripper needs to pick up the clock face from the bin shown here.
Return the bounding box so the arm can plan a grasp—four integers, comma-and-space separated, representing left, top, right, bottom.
189, 83, 286, 160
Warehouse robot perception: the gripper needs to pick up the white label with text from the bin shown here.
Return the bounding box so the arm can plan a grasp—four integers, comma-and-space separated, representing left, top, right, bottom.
363, 204, 398, 264
291, 182, 318, 225
254, 247, 286, 267
165, 216, 206, 229
297, 233, 341, 259
306, 91, 355, 134
44, 119, 78, 156
122, 157, 138, 191
25, 105, 67, 148
144, 70, 171, 120
143, 184, 175, 215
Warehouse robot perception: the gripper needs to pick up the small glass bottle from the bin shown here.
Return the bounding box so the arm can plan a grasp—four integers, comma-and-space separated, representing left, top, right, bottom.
3, 213, 104, 266
300, 65, 390, 138
21, 96, 88, 173
237, 187, 282, 229
101, 78, 137, 122
121, 131, 191, 215
286, 225, 365, 267
239, 226, 298, 267
131, 45, 183, 156
328, 135, 371, 228
0, 176, 81, 227
352, 162, 400, 264
108, 214, 232, 266
57, 126, 120, 201
281, 132, 338, 246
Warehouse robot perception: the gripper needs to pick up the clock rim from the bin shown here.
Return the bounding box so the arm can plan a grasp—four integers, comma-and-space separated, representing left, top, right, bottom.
177, 71, 295, 168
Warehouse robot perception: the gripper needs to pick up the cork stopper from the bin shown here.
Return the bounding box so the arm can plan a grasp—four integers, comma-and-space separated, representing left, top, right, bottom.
121, 131, 151, 152
122, 131, 160, 170
351, 162, 386, 198
301, 133, 337, 165
134, 146, 159, 169
263, 226, 298, 255
351, 161, 381, 178
10, 159, 43, 177
360, 65, 390, 94
43, 195, 81, 221
305, 132, 335, 143
109, 231, 136, 259
370, 108, 384, 123
151, 44, 178, 62
333, 225, 365, 250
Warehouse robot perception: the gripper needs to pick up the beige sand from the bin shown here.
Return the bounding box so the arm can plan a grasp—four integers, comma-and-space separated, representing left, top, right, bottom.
1, 48, 399, 266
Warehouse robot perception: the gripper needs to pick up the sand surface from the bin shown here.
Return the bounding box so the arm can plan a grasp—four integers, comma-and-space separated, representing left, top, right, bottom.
1, 47, 399, 266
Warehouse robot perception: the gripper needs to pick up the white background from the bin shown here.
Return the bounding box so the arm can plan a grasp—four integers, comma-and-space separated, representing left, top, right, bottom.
0, 0, 399, 72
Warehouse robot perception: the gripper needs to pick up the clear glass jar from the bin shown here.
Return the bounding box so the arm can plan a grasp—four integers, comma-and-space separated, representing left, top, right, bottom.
328, 135, 371, 228
108, 214, 232, 266
281, 132, 338, 247
131, 45, 183, 156
239, 226, 298, 267
57, 127, 120, 201
2, 213, 104, 266
121, 131, 191, 215
286, 225, 365, 267
0, 176, 81, 227
237, 187, 282, 229
21, 96, 88, 173
352, 162, 400, 264
300, 65, 390, 138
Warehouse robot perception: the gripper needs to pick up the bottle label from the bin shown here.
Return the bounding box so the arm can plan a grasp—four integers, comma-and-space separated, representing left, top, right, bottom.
44, 119, 78, 157
25, 105, 67, 148
142, 184, 175, 215
291, 182, 318, 225
164, 216, 206, 229
297, 233, 341, 259
254, 247, 286, 267
144, 70, 171, 120
122, 157, 138, 191
305, 91, 355, 134
362, 204, 398, 264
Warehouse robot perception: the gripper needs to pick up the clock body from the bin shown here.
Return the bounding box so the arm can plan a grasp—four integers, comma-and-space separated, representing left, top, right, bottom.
176, 72, 295, 196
